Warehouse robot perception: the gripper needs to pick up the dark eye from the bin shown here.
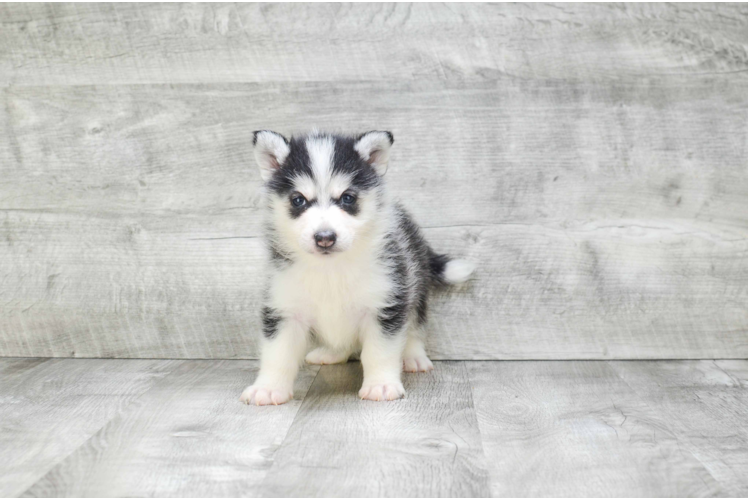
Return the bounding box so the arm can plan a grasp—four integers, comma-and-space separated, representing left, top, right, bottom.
341, 193, 356, 205
291, 195, 307, 207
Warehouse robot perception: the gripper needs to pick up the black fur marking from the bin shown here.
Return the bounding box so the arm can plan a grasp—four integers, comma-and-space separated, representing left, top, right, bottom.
265, 133, 382, 200
332, 136, 381, 193
428, 251, 451, 286
378, 204, 453, 331
263, 223, 293, 265
262, 307, 283, 339
377, 239, 410, 335
288, 196, 317, 219
396, 205, 444, 287
416, 289, 429, 325
308, 327, 319, 343
270, 243, 293, 264
266, 137, 312, 195
332, 194, 360, 216
378, 301, 408, 335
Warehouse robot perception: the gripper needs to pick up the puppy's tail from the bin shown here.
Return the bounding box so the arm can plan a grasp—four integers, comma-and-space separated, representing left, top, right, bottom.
429, 252, 476, 286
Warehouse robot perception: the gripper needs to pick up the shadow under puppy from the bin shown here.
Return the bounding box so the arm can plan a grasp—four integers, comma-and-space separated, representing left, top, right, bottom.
241, 130, 475, 405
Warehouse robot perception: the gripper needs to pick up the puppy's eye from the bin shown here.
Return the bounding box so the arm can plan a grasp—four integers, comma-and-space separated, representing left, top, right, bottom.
341, 193, 356, 205
291, 195, 307, 207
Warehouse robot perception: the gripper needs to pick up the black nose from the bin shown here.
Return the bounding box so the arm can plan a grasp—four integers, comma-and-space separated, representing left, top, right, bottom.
314, 230, 336, 249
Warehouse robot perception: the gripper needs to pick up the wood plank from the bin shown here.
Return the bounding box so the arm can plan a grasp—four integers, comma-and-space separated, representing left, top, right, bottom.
3, 80, 748, 228
0, 209, 265, 359
22, 361, 320, 497
1, 212, 746, 360
467, 361, 725, 497
2, 359, 745, 497
0, 357, 50, 386
0, 358, 180, 497
258, 361, 490, 497
719, 359, 748, 383
610, 360, 748, 496
1, 3, 747, 86
1, 78, 747, 359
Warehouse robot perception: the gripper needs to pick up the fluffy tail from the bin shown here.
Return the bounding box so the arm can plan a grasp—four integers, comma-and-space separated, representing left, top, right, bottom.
429, 252, 476, 285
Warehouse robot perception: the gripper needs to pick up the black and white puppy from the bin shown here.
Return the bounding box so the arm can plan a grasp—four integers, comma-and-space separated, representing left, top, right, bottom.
240, 130, 474, 405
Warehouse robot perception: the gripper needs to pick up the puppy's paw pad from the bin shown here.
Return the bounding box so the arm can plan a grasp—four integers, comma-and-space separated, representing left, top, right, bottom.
403, 355, 434, 373
239, 385, 293, 406
305, 348, 348, 365
359, 382, 405, 401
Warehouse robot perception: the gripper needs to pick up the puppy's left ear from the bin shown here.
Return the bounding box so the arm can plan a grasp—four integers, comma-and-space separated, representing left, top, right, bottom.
253, 130, 290, 182
354, 131, 394, 176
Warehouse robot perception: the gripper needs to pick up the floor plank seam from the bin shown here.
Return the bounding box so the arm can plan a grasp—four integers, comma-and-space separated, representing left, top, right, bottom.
4, 359, 747, 496
17, 359, 187, 497
604, 360, 727, 494
459, 361, 494, 497
254, 364, 324, 495
262, 365, 322, 472
711, 360, 744, 388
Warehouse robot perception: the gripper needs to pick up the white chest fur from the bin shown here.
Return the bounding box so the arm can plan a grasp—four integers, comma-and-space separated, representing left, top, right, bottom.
268, 255, 391, 350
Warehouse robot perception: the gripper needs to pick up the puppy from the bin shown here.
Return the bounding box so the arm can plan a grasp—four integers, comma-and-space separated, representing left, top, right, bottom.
240, 130, 475, 405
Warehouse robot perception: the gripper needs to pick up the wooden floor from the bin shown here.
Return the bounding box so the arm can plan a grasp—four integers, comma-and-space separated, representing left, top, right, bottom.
1, 358, 746, 497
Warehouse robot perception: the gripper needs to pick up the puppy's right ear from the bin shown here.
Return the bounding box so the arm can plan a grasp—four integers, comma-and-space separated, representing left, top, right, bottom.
253, 130, 290, 181
354, 130, 393, 176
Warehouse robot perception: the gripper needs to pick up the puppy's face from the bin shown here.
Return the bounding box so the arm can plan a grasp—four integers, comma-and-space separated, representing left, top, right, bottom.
254, 131, 393, 257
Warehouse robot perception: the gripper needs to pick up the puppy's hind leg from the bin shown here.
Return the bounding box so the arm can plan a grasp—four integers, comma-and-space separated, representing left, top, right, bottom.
402, 331, 434, 373
305, 346, 351, 365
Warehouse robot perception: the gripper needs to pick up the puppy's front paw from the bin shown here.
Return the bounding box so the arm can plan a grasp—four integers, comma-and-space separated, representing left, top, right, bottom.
240, 384, 293, 406
403, 355, 434, 373
358, 381, 405, 401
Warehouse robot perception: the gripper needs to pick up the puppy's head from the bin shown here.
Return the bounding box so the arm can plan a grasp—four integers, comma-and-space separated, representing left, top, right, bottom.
253, 130, 393, 257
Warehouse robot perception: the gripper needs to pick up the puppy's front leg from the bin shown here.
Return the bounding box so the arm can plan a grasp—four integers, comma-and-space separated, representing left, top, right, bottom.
240, 316, 307, 406
358, 314, 406, 401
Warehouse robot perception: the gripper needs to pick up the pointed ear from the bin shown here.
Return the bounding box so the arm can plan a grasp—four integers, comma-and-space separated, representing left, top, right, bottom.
253, 130, 290, 181
354, 131, 394, 176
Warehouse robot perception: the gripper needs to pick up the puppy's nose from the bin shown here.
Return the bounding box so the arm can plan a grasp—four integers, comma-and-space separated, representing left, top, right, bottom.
314, 230, 336, 249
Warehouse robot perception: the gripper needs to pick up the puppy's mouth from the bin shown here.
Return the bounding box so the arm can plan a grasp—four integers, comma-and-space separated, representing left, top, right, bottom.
315, 248, 340, 256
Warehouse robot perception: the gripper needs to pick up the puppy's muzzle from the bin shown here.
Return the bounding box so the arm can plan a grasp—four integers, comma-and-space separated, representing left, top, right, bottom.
314, 230, 337, 249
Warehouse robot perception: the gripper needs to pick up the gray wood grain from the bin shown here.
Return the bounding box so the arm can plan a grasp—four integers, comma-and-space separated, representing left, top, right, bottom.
0, 357, 49, 387
259, 361, 490, 497
22, 361, 319, 497
4, 359, 747, 497
1, 3, 746, 86
1, 3, 747, 360
2, 77, 747, 360
0, 358, 180, 497
3, 80, 748, 228
468, 360, 727, 497
610, 360, 748, 496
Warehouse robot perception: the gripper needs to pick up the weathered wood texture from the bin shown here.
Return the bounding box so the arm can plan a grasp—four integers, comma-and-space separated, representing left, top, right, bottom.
3, 359, 747, 497
2, 3, 748, 85
1, 3, 747, 359
467, 360, 735, 497
0, 358, 180, 497
259, 362, 490, 497
610, 360, 748, 497
22, 360, 319, 497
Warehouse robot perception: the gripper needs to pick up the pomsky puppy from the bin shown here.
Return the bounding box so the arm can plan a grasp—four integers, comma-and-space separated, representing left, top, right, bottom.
240, 130, 475, 405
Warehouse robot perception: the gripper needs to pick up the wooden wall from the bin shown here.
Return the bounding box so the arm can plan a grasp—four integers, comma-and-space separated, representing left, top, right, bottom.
1, 3, 747, 359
